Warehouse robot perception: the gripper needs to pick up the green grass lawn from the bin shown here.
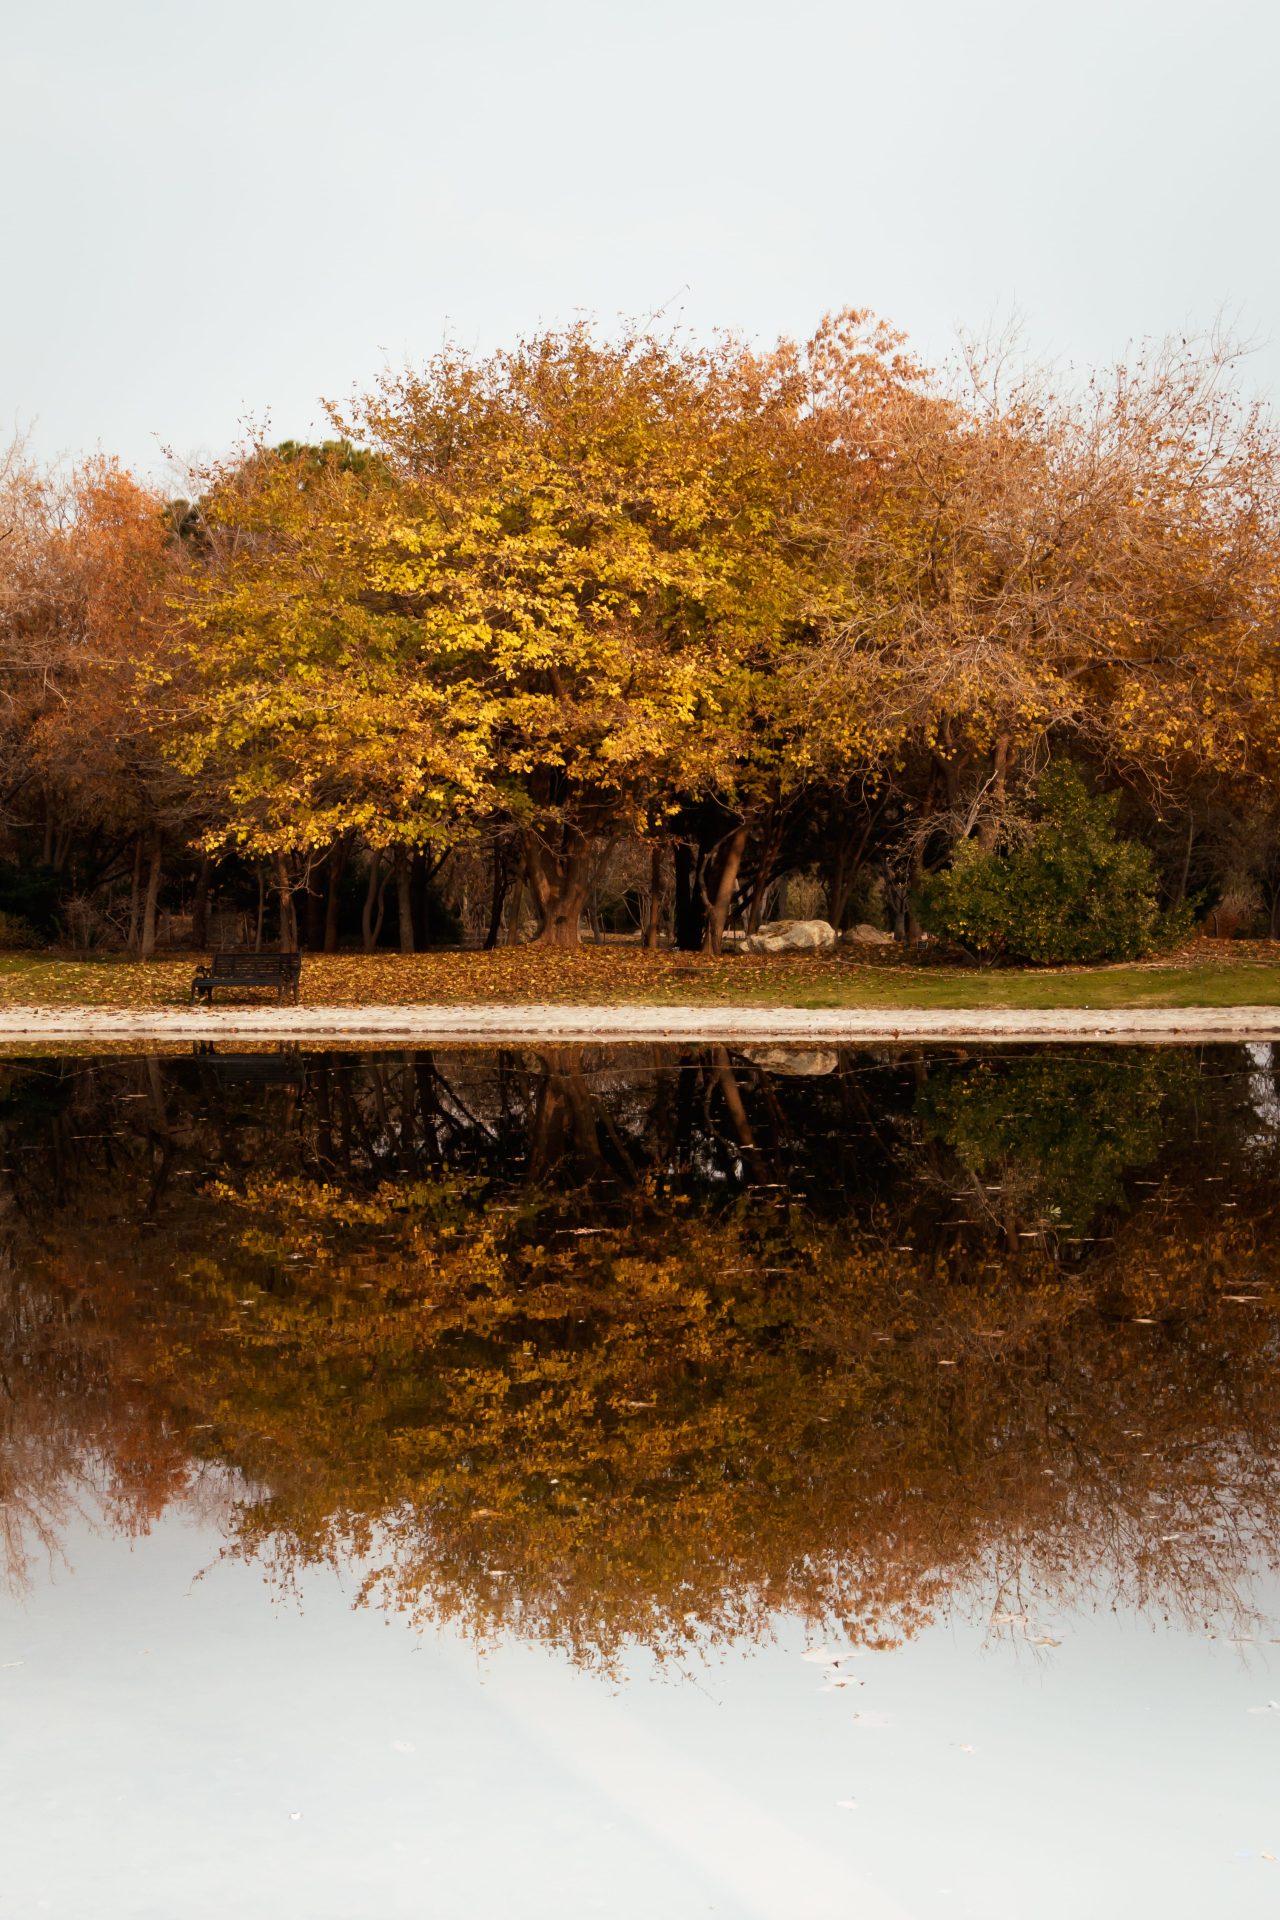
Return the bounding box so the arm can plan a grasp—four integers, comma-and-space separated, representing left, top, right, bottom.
0, 943, 1276, 1011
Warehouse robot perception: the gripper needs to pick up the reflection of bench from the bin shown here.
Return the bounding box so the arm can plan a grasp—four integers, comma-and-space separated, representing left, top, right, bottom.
192, 1043, 306, 1084
191, 952, 302, 1006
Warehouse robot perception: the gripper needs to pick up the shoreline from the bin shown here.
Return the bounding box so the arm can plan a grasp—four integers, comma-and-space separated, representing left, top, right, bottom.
0, 1002, 1275, 1044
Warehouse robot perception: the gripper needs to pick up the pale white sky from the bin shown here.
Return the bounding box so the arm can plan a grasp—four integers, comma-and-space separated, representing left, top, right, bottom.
3, 0, 1278, 479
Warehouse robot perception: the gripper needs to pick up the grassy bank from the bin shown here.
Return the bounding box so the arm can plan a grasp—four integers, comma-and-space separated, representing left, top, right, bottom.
0, 942, 1277, 1011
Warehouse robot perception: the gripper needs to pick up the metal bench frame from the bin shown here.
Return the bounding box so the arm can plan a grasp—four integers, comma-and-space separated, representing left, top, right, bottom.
191, 951, 302, 1007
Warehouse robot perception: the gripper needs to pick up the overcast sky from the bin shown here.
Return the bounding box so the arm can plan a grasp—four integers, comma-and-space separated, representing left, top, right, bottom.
3, 0, 1277, 480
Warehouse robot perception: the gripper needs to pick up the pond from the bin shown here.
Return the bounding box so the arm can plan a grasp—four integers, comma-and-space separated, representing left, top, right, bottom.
3, 1043, 1280, 1917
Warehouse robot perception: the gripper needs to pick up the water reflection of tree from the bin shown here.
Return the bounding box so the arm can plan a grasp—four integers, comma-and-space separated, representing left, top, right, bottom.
2, 1044, 1279, 1665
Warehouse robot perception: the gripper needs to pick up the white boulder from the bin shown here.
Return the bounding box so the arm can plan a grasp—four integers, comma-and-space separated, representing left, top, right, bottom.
740, 918, 838, 954
840, 923, 895, 947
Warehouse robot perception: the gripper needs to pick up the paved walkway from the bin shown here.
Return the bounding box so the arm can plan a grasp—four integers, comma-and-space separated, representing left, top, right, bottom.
0, 1003, 1275, 1043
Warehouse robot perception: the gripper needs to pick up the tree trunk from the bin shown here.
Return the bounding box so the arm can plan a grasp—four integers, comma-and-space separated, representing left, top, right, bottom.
139, 834, 163, 959
191, 854, 211, 950
410, 848, 442, 950
275, 851, 298, 953
643, 844, 663, 951
524, 828, 591, 949
394, 846, 415, 953
303, 853, 326, 949
1173, 813, 1195, 909
504, 866, 528, 944
975, 734, 1011, 851
701, 826, 748, 956
484, 841, 510, 951
126, 834, 144, 952
673, 841, 705, 951
745, 811, 784, 934
362, 851, 388, 952
324, 832, 352, 953
254, 867, 265, 951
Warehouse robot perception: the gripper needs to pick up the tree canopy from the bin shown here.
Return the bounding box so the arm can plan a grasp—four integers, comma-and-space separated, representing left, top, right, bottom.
1, 312, 1277, 954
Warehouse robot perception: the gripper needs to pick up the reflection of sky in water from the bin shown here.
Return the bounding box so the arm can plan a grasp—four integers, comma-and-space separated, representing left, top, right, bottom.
5, 1044, 1280, 1915
4, 1510, 1278, 1920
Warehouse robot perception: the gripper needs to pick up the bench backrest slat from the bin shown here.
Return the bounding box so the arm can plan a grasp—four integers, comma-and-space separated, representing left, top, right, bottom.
210, 952, 301, 976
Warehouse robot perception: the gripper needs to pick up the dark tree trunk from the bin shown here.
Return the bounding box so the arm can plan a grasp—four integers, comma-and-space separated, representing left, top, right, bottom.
394, 846, 415, 954
324, 832, 352, 953
410, 849, 436, 950
191, 854, 212, 950
673, 841, 705, 951
826, 798, 880, 932
701, 826, 748, 956
524, 828, 591, 948
484, 841, 511, 951
127, 834, 144, 952
303, 852, 326, 950
744, 810, 783, 934
139, 834, 163, 959
882, 866, 908, 943
643, 843, 663, 951
1173, 813, 1195, 909
275, 850, 298, 953
362, 851, 388, 952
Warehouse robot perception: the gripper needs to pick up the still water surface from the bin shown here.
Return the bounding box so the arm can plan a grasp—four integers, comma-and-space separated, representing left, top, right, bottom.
3, 1043, 1280, 1917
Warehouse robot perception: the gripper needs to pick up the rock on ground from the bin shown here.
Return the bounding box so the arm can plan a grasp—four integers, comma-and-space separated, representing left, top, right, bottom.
740, 919, 838, 954
840, 924, 895, 946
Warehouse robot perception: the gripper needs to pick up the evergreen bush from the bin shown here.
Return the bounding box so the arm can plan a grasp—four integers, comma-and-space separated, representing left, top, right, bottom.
917, 765, 1188, 965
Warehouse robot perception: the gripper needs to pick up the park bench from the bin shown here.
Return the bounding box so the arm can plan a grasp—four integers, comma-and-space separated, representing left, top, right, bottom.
191, 951, 302, 1006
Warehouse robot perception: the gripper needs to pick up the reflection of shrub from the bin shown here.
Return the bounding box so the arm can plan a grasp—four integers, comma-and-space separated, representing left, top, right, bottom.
918, 1049, 1191, 1226
918, 765, 1187, 964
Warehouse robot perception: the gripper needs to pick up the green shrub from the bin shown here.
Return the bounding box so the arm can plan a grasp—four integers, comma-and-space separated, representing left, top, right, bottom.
917, 764, 1189, 965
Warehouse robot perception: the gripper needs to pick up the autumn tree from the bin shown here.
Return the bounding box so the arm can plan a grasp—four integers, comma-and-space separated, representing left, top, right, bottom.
814, 331, 1280, 923
164, 320, 923, 950
0, 450, 191, 951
